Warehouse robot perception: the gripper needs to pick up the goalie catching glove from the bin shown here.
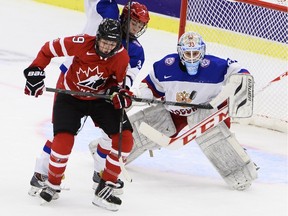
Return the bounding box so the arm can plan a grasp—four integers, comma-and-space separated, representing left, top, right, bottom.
23, 66, 45, 97
106, 86, 133, 109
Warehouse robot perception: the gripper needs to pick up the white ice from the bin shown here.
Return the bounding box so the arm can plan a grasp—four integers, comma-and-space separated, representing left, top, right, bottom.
0, 0, 287, 215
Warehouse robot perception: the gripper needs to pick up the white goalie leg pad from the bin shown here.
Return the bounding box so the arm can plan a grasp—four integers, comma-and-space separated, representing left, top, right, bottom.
187, 107, 216, 128
89, 130, 112, 173
196, 122, 258, 190
126, 104, 176, 164
34, 152, 50, 175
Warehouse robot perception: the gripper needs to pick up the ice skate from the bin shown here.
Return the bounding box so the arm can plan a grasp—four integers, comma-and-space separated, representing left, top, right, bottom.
39, 180, 61, 203
28, 172, 59, 200
92, 178, 122, 211
92, 171, 124, 195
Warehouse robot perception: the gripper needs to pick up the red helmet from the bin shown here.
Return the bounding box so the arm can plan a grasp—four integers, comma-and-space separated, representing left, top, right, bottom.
120, 1, 150, 38
122, 2, 150, 24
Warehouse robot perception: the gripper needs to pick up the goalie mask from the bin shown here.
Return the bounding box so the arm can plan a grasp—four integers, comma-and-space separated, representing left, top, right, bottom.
95, 18, 122, 58
120, 1, 150, 39
177, 32, 206, 75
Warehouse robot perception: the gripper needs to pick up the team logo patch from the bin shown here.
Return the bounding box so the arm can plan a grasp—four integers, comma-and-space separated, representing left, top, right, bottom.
201, 58, 210, 68
76, 66, 106, 91
176, 90, 197, 105
165, 57, 175, 66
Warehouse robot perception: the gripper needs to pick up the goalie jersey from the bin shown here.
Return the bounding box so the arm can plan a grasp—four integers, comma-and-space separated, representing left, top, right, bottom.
144, 53, 249, 116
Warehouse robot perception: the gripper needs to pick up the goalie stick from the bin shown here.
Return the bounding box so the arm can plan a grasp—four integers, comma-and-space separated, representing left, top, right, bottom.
44, 87, 206, 181
257, 71, 287, 93
139, 105, 229, 150
139, 71, 287, 149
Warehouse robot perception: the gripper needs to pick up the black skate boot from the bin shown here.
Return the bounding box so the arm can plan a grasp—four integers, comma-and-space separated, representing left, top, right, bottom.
28, 172, 47, 196
28, 172, 59, 200
39, 181, 61, 203
92, 171, 124, 195
92, 178, 122, 211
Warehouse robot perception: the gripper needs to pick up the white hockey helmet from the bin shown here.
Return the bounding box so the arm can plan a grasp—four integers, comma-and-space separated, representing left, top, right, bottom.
177, 32, 206, 75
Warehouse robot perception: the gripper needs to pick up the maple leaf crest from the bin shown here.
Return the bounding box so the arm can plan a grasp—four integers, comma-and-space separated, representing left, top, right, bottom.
76, 66, 106, 91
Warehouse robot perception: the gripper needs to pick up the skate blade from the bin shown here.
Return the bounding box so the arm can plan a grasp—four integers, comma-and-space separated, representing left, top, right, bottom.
92, 197, 119, 212
40, 198, 49, 206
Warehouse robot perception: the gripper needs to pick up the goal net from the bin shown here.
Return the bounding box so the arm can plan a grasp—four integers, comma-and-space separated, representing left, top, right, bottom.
179, 0, 287, 132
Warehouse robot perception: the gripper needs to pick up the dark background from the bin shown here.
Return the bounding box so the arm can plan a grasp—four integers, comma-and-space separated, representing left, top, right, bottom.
117, 0, 181, 17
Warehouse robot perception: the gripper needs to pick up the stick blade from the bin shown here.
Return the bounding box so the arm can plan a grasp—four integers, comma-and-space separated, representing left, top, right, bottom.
119, 157, 132, 183
138, 122, 171, 147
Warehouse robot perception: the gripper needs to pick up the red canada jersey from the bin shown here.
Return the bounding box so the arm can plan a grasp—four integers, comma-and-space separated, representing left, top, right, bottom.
30, 34, 130, 100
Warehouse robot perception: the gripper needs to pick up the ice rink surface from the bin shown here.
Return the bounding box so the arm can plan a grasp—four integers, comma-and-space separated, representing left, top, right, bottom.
0, 0, 287, 215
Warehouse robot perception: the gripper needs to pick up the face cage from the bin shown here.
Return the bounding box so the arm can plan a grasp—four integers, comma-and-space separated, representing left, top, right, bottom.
182, 50, 202, 64
179, 46, 204, 65
133, 24, 147, 38
177, 45, 205, 75
95, 38, 121, 58
122, 18, 148, 39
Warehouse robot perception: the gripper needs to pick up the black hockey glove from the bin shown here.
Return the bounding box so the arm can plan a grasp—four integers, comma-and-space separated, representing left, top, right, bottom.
106, 86, 133, 109
23, 67, 45, 97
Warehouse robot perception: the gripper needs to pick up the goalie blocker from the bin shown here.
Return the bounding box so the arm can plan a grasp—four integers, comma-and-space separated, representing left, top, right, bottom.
127, 73, 257, 190
210, 73, 254, 118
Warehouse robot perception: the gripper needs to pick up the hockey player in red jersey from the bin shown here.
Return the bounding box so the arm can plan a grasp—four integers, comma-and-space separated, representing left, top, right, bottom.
28, 0, 150, 199
24, 18, 133, 211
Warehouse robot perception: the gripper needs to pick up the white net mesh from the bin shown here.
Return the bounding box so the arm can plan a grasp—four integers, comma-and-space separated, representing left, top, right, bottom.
183, 0, 287, 132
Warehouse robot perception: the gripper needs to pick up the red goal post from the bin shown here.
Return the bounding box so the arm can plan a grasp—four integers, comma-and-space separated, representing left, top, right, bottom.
178, 0, 287, 132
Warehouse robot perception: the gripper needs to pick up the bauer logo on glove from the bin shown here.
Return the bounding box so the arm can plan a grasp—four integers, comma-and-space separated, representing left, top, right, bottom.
23, 66, 46, 97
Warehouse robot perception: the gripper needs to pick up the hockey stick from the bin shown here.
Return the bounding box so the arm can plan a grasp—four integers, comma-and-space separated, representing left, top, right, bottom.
44, 87, 207, 182
133, 97, 212, 109
44, 87, 213, 109
256, 71, 287, 93
139, 71, 288, 149
118, 0, 133, 182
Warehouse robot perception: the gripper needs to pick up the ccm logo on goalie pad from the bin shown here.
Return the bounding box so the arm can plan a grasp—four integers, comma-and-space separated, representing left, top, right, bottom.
139, 105, 229, 149
170, 106, 229, 146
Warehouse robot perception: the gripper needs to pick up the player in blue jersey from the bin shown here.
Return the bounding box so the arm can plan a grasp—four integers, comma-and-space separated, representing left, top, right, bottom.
126, 31, 258, 191
58, 0, 120, 74
28, 0, 150, 208
88, 1, 150, 195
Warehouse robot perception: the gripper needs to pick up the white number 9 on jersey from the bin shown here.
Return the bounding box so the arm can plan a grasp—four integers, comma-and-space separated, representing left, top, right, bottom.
72, 36, 85, 43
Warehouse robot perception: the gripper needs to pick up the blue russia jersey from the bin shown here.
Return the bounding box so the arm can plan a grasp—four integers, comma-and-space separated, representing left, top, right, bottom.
122, 38, 145, 70
144, 53, 249, 116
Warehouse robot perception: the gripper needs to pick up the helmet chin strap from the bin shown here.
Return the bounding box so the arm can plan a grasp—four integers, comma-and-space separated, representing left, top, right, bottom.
184, 61, 200, 75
